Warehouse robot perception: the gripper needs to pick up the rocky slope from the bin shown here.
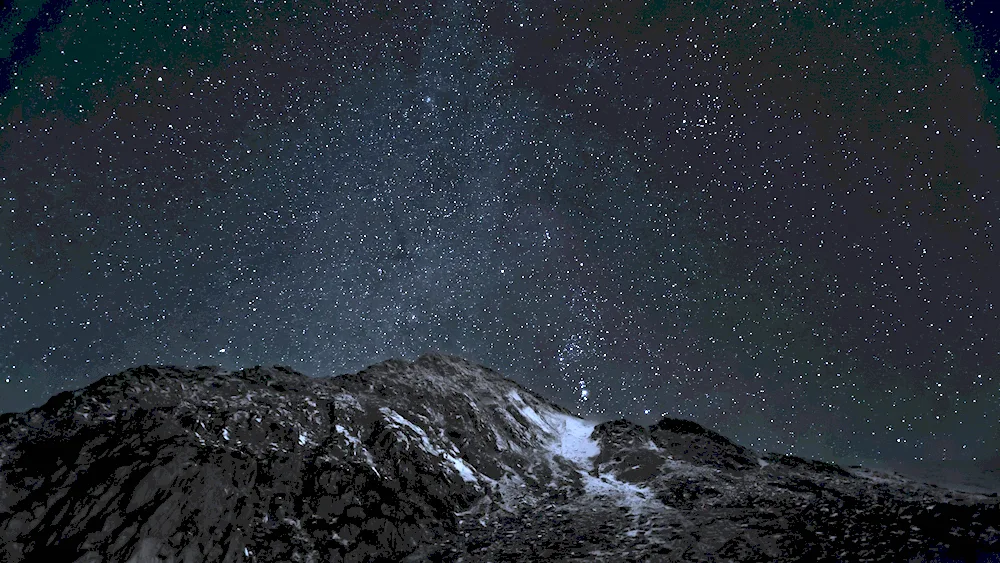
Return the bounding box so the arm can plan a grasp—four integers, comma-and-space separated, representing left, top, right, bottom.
0, 353, 997, 562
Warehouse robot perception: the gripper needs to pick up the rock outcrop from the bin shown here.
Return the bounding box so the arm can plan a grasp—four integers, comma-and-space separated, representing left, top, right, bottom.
0, 353, 997, 562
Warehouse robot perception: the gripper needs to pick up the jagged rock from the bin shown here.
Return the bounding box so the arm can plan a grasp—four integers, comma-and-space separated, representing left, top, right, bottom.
0, 353, 997, 562
650, 416, 759, 471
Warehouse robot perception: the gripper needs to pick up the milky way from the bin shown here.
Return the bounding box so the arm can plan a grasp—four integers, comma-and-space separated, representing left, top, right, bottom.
1, 0, 999, 466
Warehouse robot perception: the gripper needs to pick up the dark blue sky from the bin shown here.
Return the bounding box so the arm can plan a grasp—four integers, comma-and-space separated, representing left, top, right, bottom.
1, 0, 999, 466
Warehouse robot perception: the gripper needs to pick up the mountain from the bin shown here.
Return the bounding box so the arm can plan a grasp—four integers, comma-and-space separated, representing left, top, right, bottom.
0, 353, 997, 562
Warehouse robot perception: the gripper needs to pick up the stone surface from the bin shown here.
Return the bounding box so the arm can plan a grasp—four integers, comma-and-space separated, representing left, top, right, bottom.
0, 353, 997, 562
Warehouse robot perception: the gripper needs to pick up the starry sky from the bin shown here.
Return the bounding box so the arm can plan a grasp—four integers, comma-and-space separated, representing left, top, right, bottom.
1, 0, 999, 467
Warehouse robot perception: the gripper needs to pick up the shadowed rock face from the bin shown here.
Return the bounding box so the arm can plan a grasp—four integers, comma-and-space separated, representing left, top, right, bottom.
0, 353, 997, 562
650, 416, 759, 471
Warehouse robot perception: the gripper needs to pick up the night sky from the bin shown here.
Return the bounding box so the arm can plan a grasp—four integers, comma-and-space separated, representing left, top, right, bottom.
1, 0, 999, 467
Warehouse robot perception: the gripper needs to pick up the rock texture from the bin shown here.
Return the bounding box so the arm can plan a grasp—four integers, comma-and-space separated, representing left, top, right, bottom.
0, 353, 997, 562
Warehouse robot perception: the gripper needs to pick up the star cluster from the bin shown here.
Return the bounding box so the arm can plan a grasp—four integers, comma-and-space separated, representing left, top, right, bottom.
1, 0, 998, 466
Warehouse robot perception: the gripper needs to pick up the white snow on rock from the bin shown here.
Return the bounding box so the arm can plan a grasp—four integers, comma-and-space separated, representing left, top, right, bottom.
334, 423, 378, 470
380, 407, 480, 483
335, 424, 361, 448
581, 471, 654, 512
381, 407, 426, 439
507, 390, 549, 430
545, 412, 600, 464
222, 428, 230, 441
448, 455, 480, 483
334, 424, 364, 450
518, 403, 656, 514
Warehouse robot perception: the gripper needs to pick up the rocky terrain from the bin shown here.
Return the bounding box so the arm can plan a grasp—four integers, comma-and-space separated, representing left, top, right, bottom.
0, 353, 997, 562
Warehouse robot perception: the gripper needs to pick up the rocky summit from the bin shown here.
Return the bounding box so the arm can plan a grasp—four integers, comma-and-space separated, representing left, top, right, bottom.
0, 353, 997, 562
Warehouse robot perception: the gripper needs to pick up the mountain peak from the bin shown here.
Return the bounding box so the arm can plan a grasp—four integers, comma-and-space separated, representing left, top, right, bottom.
1, 355, 997, 562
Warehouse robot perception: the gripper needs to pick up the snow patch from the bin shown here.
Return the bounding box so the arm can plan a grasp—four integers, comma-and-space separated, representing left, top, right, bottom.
381, 408, 425, 438
298, 431, 308, 446
449, 455, 479, 483
334, 424, 378, 473
540, 410, 655, 513
546, 413, 600, 464
508, 390, 548, 430
380, 407, 480, 483
581, 471, 654, 512
335, 424, 361, 448
222, 428, 230, 441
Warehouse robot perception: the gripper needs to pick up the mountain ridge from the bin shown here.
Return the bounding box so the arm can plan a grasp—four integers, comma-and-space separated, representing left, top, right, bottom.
1, 353, 998, 562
